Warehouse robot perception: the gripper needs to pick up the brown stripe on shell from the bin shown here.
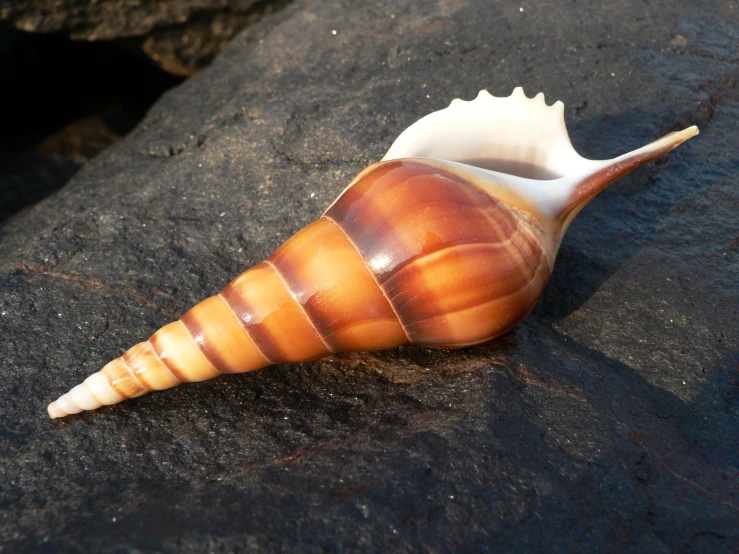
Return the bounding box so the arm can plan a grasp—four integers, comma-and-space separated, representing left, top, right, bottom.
326, 159, 546, 345
145, 340, 182, 384
382, 241, 538, 324
220, 262, 331, 364
121, 341, 179, 390
326, 160, 519, 282
509, 222, 548, 277
219, 282, 275, 363
407, 277, 542, 346
268, 218, 407, 353
467, 182, 550, 280
181, 311, 226, 374
322, 214, 412, 344
119, 354, 150, 391
407, 241, 553, 347
102, 358, 147, 399
179, 295, 270, 374
149, 331, 191, 383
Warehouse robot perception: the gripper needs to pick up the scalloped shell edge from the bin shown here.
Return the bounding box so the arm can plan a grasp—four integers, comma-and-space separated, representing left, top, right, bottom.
382, 88, 598, 180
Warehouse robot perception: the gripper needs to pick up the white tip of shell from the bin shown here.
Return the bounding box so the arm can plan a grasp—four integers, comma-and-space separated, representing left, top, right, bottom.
48, 383, 102, 419
48, 394, 80, 419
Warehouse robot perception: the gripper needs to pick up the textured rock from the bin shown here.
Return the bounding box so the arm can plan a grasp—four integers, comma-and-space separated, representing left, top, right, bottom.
0, 0, 280, 75
0, 0, 737, 551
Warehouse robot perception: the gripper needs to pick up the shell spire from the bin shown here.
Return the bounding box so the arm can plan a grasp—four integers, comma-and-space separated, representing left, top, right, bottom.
48, 89, 698, 419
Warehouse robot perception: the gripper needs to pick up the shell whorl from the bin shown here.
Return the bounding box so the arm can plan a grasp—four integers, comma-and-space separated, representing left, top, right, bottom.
48, 160, 550, 418
324, 160, 552, 346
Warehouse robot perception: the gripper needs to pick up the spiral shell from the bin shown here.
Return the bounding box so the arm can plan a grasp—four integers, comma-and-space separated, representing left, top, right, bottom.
47, 89, 698, 418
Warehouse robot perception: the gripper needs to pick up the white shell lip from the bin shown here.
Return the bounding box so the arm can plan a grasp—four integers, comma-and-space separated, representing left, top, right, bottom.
382, 87, 599, 180
381, 88, 698, 228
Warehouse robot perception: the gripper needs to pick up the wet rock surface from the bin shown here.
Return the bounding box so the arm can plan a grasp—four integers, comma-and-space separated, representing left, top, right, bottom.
1, 0, 737, 551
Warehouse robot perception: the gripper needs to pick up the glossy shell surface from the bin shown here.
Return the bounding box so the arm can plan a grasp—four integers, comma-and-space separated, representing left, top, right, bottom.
325, 160, 551, 346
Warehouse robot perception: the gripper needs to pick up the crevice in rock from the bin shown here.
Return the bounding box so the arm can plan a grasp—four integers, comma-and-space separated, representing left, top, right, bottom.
129, 0, 297, 76
0, 30, 184, 226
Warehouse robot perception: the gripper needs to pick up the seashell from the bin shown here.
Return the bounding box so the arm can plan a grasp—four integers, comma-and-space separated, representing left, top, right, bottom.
47, 88, 698, 418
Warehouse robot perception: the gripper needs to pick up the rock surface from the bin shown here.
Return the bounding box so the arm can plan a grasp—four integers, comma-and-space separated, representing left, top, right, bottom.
1, 0, 737, 551
0, 0, 281, 75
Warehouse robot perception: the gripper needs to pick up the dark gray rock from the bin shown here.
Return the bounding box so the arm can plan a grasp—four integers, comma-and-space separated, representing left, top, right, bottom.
0, 0, 280, 75
1, 0, 737, 551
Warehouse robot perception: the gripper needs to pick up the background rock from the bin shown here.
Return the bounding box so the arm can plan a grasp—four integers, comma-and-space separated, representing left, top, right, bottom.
0, 0, 286, 75
0, 31, 182, 225
0, 0, 737, 551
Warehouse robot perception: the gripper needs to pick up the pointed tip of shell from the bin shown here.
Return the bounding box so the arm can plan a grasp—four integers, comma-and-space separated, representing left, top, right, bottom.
48, 383, 103, 419
679, 124, 700, 139
660, 125, 699, 150
554, 123, 700, 234
622, 124, 699, 161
